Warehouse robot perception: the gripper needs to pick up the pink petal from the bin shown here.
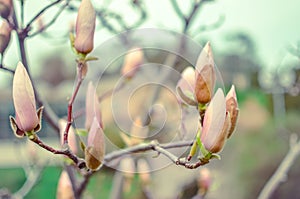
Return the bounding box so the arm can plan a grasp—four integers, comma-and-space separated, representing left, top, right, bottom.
87, 117, 105, 158
85, 82, 103, 131
121, 47, 144, 79
176, 66, 196, 97
226, 85, 237, 101
74, 0, 96, 54
56, 171, 74, 198
201, 89, 226, 150
13, 62, 39, 131
194, 42, 216, 104
0, 20, 12, 53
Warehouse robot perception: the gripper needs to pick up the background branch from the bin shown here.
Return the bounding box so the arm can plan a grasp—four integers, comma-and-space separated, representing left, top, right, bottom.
258, 134, 300, 199
25, 0, 63, 30
12, 165, 44, 199
0, 64, 15, 74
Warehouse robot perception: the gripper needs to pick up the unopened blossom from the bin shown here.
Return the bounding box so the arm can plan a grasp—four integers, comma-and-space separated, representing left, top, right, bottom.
121, 47, 144, 79
0, 20, 12, 54
176, 66, 197, 105
85, 81, 103, 131
59, 119, 78, 154
85, 117, 105, 171
120, 157, 135, 192
137, 158, 151, 185
200, 89, 231, 153
197, 167, 212, 196
0, 0, 12, 19
226, 85, 239, 138
194, 42, 216, 104
56, 170, 74, 199
10, 62, 43, 137
36, 15, 45, 33
120, 117, 148, 146
74, 0, 96, 54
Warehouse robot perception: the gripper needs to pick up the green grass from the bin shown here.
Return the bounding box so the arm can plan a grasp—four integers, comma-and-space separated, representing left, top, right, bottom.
0, 167, 143, 198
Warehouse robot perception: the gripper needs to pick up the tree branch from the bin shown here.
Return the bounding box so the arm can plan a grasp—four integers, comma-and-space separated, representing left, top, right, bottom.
104, 140, 193, 164
25, 0, 63, 30
0, 64, 14, 74
12, 165, 44, 199
28, 0, 71, 38
258, 134, 300, 199
63, 61, 85, 145
29, 133, 86, 169
76, 172, 93, 198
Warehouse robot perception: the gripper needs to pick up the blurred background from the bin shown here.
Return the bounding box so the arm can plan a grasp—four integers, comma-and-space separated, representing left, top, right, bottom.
0, 0, 300, 198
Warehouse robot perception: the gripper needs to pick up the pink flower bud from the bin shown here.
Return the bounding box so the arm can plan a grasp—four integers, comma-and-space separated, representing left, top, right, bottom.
176, 66, 196, 103
59, 119, 78, 154
85, 82, 103, 131
56, 170, 74, 199
137, 159, 151, 185
120, 117, 148, 146
0, 0, 12, 19
120, 157, 135, 192
36, 15, 45, 33
226, 85, 239, 138
200, 89, 231, 153
194, 42, 216, 104
85, 117, 105, 171
74, 0, 96, 54
121, 47, 144, 79
197, 167, 212, 196
0, 20, 12, 54
10, 62, 42, 137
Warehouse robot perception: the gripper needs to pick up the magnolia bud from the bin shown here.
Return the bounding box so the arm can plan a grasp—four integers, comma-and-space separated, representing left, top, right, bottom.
85, 82, 103, 131
59, 119, 78, 154
137, 159, 151, 185
200, 89, 231, 153
74, 0, 96, 54
0, 20, 12, 54
176, 66, 196, 104
194, 42, 216, 104
197, 168, 212, 196
0, 0, 12, 19
56, 171, 74, 199
120, 117, 148, 146
85, 117, 105, 171
36, 15, 45, 33
226, 85, 239, 138
10, 62, 43, 137
120, 157, 135, 192
121, 47, 144, 79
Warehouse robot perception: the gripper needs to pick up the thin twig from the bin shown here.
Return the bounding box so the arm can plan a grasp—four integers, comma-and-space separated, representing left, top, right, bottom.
28, 0, 71, 38
29, 134, 85, 168
25, 0, 63, 30
257, 134, 300, 199
170, 0, 185, 20
183, 1, 202, 33
0, 64, 15, 74
12, 165, 44, 199
76, 172, 94, 197
63, 61, 84, 145
104, 140, 193, 164
20, 0, 25, 27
